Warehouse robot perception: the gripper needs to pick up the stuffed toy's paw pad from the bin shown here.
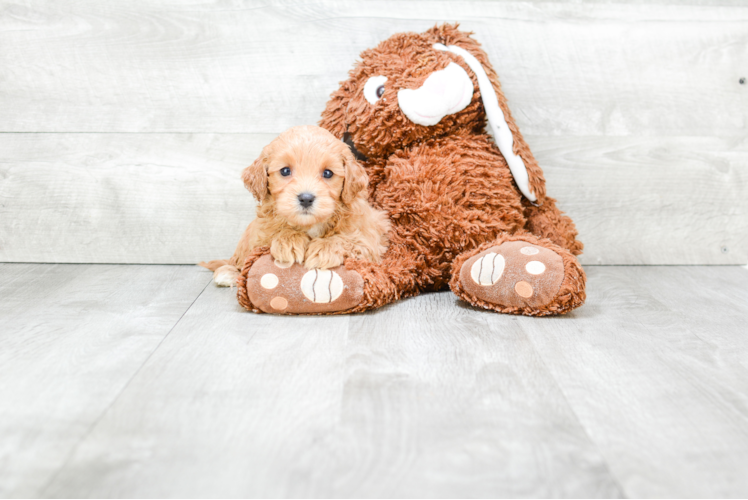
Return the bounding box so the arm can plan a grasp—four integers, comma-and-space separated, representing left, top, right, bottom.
245, 254, 364, 314
459, 241, 565, 309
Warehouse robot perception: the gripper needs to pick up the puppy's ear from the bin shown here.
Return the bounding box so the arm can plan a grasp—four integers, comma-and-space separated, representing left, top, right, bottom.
341, 144, 368, 205
242, 152, 269, 202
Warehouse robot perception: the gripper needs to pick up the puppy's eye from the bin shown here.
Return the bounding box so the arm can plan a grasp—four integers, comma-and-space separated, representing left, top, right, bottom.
280, 167, 291, 176
322, 169, 334, 179
364, 75, 387, 104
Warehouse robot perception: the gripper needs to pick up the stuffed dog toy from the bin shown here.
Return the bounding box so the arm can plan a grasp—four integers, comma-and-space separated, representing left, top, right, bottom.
237, 24, 586, 316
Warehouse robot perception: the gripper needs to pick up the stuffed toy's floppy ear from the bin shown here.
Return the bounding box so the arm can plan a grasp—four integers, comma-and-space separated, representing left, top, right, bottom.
340, 144, 368, 205
428, 24, 547, 204
242, 152, 269, 203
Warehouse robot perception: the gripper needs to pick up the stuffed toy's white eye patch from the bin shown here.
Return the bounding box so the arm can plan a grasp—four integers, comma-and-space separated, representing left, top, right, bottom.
364, 75, 387, 104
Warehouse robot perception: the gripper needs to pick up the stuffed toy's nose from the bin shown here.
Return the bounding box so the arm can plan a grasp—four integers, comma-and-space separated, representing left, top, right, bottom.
397, 62, 474, 127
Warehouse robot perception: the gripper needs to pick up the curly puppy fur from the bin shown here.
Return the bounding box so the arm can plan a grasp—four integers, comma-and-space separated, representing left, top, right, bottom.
201, 125, 389, 286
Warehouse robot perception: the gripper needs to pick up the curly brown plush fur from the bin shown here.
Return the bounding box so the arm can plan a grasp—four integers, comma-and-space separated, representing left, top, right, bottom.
237, 246, 269, 314
237, 24, 586, 316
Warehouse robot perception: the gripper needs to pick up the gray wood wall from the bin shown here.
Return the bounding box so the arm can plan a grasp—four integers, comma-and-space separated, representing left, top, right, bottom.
1, 0, 746, 265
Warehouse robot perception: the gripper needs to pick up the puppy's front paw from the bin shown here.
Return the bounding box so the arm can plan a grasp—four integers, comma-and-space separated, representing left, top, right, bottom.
213, 264, 240, 287
305, 239, 346, 269
270, 232, 309, 266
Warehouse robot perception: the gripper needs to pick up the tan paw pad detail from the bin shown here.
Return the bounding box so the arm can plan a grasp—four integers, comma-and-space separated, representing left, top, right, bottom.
520, 246, 539, 255
470, 252, 505, 286
525, 261, 546, 275
274, 260, 293, 269
269, 296, 288, 310
301, 269, 344, 303
514, 281, 533, 298
260, 273, 279, 289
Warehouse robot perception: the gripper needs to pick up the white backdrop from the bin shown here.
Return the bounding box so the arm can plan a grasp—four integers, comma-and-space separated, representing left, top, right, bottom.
1, 0, 746, 264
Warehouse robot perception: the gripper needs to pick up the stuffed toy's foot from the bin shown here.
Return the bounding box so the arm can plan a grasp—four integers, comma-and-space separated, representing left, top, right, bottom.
237, 252, 364, 314
450, 235, 586, 316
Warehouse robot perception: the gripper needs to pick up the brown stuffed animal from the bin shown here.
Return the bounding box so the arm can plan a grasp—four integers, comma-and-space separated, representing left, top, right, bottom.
238, 24, 585, 316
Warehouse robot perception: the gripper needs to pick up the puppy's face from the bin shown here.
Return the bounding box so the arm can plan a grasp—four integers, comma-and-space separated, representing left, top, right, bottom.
267, 139, 345, 227
244, 126, 367, 228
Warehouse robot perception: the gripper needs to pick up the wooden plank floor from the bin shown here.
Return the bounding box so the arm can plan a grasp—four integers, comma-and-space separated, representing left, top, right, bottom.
1, 264, 747, 498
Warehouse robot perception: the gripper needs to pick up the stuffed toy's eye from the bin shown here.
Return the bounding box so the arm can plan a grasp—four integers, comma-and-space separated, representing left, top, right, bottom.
280, 166, 291, 176
322, 169, 334, 179
364, 75, 388, 104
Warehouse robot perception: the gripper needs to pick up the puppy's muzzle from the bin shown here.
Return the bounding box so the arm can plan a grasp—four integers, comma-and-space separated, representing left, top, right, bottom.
298, 192, 316, 209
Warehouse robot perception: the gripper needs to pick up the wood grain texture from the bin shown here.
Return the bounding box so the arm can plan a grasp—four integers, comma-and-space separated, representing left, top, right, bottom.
306, 294, 622, 497
1, 133, 745, 265
538, 135, 748, 265
3, 264, 748, 497
0, 1, 746, 136
0, 263, 210, 497
521, 266, 748, 497
0, 133, 266, 264
41, 283, 623, 498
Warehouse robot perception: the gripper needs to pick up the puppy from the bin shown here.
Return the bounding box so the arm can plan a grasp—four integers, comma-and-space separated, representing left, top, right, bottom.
201, 125, 390, 287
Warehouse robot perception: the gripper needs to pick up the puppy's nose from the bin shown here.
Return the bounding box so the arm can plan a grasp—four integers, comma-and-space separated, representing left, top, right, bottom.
297, 192, 316, 208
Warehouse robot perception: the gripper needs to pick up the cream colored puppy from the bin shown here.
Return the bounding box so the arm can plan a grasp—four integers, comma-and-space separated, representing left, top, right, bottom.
201, 125, 390, 287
